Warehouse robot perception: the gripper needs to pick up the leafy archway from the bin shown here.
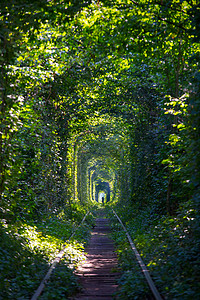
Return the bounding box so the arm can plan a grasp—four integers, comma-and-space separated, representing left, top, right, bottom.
95, 180, 110, 203
0, 1, 199, 298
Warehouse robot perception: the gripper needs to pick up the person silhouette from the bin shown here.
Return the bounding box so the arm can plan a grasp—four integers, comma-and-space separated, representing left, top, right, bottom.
102, 197, 104, 206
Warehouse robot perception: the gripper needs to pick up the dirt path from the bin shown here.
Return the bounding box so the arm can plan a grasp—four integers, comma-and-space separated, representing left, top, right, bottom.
74, 214, 120, 300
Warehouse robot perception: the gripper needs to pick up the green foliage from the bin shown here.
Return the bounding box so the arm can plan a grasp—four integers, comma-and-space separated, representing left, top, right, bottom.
0, 0, 200, 298
110, 202, 199, 299
40, 262, 79, 299
0, 210, 93, 299
0, 220, 47, 299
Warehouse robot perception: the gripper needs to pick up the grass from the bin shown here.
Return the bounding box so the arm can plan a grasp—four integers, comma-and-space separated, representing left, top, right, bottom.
0, 209, 95, 299
107, 202, 200, 299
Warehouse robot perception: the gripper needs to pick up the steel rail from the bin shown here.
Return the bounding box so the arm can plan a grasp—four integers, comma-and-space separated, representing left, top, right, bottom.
112, 209, 163, 300
31, 211, 90, 300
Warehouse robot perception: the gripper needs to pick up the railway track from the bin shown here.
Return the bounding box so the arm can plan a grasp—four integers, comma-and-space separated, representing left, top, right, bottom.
31, 208, 163, 300
31, 211, 90, 300
74, 215, 120, 300
112, 209, 163, 300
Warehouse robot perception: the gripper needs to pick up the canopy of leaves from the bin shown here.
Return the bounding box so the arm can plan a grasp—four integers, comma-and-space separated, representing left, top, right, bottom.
0, 0, 199, 298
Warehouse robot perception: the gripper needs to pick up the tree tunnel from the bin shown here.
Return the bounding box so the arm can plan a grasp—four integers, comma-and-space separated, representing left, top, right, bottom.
71, 122, 128, 205
95, 180, 110, 203
1, 2, 199, 298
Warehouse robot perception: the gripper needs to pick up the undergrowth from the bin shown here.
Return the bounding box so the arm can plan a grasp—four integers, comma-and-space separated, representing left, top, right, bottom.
0, 208, 95, 299
108, 201, 200, 300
